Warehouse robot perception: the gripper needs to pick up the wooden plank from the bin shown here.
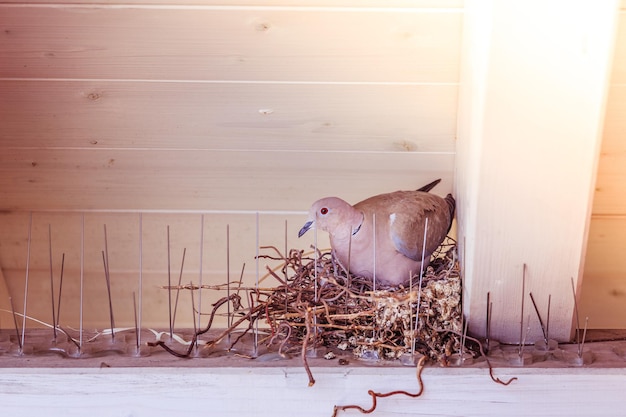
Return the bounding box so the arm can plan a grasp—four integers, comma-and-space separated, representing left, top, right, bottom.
0, 367, 626, 417
0, 81, 458, 153
593, 153, 626, 216
610, 12, 626, 83
582, 14, 626, 328
455, 0, 619, 343
0, 6, 462, 82
592, 86, 626, 216
580, 217, 626, 328
0, 148, 454, 211
0, 0, 464, 6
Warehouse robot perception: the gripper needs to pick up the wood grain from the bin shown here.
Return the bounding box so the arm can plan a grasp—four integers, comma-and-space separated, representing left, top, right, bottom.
580, 217, 626, 328
0, 80, 458, 152
0, 148, 454, 211
0, 6, 462, 82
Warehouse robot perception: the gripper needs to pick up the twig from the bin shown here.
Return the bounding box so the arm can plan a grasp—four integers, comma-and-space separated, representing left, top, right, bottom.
332, 356, 426, 416
302, 306, 316, 387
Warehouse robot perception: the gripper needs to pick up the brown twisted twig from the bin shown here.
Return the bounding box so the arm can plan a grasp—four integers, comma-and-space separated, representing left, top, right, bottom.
332, 355, 427, 416
148, 293, 245, 357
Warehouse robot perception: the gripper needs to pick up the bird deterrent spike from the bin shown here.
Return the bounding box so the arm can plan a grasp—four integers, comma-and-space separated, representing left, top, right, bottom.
227, 224, 231, 344
519, 314, 531, 359
171, 247, 187, 330
284, 220, 288, 313
190, 280, 197, 353
372, 213, 376, 292
579, 317, 589, 358
167, 225, 173, 340
102, 251, 115, 342
56, 253, 65, 330
414, 217, 429, 334
132, 292, 139, 351
460, 317, 469, 362
546, 294, 551, 342
79, 213, 85, 353
347, 229, 352, 283
518, 263, 527, 357
48, 224, 57, 341
254, 212, 259, 355
283, 219, 288, 282
21, 212, 33, 354
571, 277, 581, 350
103, 224, 116, 342
9, 296, 22, 352
314, 216, 319, 302
409, 270, 415, 356
485, 292, 491, 353
137, 213, 143, 351
198, 214, 204, 335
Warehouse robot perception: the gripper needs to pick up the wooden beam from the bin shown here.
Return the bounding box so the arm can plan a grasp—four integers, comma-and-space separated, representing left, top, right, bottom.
0, 367, 625, 416
456, 0, 620, 342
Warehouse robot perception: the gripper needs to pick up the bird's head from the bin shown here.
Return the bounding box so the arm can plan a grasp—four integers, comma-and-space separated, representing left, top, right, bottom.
298, 197, 361, 238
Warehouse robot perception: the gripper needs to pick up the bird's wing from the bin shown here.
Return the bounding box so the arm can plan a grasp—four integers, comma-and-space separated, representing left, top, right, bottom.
387, 192, 453, 261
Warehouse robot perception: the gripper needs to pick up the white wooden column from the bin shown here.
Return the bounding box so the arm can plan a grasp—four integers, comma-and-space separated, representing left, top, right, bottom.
456, 0, 620, 342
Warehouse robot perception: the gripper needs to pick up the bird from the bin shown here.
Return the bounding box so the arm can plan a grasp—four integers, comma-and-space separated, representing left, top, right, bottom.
298, 179, 455, 287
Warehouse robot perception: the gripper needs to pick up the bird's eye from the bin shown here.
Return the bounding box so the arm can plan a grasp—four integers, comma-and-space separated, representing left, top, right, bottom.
320, 207, 329, 215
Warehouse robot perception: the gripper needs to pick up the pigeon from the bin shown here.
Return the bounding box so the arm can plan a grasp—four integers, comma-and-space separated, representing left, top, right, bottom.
298, 179, 455, 286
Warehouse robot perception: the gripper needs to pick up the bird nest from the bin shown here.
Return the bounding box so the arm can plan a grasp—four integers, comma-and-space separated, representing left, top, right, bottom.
256, 237, 462, 364
154, 237, 463, 373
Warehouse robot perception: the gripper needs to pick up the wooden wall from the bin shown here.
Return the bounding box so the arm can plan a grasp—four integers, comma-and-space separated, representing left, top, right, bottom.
1, 0, 625, 335
580, 5, 626, 328
0, 1, 459, 330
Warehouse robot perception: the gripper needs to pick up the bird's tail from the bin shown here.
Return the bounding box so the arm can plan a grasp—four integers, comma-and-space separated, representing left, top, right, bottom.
444, 193, 456, 233
416, 178, 441, 193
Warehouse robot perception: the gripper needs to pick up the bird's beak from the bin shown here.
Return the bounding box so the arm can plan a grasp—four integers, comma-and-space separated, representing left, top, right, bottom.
298, 220, 314, 238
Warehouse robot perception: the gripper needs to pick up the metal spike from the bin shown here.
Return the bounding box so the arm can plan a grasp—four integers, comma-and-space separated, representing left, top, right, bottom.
167, 225, 173, 340
9, 296, 22, 352
197, 214, 204, 334
56, 253, 65, 329
226, 224, 231, 344
518, 263, 527, 357
414, 218, 429, 334
171, 247, 187, 330
132, 292, 139, 352
137, 213, 143, 350
372, 213, 376, 292
20, 212, 33, 353
79, 213, 85, 353
48, 224, 57, 340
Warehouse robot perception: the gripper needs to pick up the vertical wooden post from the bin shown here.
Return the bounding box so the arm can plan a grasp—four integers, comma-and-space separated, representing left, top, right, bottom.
456, 0, 619, 342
